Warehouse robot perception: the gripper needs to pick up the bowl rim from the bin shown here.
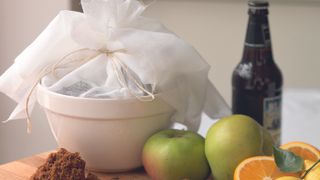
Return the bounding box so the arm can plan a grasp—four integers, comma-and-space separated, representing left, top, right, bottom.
37, 83, 175, 119
37, 83, 159, 102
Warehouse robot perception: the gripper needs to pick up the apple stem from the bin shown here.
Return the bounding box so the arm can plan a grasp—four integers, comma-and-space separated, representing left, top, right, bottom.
301, 159, 320, 179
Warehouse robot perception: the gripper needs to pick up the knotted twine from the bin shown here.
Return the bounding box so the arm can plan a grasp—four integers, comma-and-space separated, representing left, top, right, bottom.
24, 48, 155, 133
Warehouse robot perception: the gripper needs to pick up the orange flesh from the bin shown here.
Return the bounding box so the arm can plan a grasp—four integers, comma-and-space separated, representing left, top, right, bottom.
234, 156, 300, 180
235, 142, 320, 180
281, 142, 320, 162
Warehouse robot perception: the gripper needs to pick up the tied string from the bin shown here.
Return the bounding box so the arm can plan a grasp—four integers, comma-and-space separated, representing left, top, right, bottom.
25, 48, 155, 133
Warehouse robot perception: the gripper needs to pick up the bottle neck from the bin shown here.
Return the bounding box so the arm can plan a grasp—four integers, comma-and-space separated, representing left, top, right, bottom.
242, 11, 274, 63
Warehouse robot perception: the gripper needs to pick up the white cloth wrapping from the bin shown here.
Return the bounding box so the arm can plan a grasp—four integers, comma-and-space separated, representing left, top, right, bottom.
0, 0, 230, 131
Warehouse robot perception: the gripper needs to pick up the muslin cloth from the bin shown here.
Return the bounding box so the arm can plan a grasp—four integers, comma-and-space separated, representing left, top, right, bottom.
0, 0, 230, 131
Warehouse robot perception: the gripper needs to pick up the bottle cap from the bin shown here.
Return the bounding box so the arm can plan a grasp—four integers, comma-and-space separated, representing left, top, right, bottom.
248, 0, 269, 8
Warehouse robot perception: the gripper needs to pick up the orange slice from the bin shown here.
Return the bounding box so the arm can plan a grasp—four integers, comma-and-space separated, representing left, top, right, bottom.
234, 156, 300, 180
280, 142, 320, 161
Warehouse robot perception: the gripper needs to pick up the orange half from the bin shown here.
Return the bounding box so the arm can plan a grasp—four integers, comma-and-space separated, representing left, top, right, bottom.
280, 142, 320, 162
234, 156, 300, 180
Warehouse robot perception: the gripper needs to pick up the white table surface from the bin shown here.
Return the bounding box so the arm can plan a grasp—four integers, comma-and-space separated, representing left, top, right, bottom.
197, 88, 320, 149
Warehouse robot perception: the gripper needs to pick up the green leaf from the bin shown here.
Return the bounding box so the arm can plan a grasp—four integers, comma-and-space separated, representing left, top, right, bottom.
273, 146, 304, 173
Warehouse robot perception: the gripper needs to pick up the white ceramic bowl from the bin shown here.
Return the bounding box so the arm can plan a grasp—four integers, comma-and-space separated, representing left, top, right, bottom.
36, 84, 175, 172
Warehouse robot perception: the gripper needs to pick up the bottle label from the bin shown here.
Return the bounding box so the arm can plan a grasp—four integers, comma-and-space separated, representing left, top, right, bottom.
261, 24, 271, 45
245, 23, 271, 47
263, 95, 281, 146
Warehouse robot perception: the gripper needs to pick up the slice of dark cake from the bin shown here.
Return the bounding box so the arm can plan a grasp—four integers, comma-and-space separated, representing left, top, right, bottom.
30, 148, 99, 180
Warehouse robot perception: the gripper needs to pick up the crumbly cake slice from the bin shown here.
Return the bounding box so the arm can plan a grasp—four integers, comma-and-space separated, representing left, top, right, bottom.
30, 148, 88, 180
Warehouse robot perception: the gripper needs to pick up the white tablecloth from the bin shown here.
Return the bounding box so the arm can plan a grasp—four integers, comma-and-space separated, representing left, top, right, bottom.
197, 88, 320, 148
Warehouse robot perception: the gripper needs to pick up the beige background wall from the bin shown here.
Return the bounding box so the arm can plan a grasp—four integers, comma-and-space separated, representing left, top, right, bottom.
0, 0, 319, 163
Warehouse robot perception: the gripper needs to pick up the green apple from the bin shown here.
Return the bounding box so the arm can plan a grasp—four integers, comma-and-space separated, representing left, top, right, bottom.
205, 114, 264, 180
142, 129, 210, 180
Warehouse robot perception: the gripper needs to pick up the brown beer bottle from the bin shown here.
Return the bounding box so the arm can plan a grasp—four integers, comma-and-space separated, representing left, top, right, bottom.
232, 0, 283, 146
